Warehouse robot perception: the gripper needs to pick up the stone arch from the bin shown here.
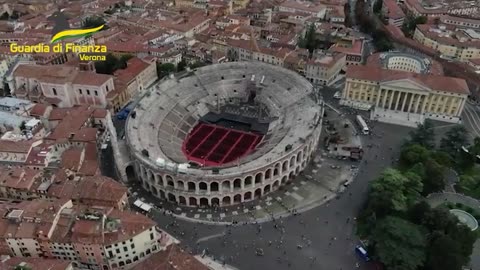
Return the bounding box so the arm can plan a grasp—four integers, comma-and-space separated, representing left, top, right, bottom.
233, 178, 241, 190
288, 171, 295, 181
148, 170, 154, 183
222, 181, 230, 191
177, 181, 185, 190
222, 196, 231, 205
179, 196, 186, 205
295, 166, 300, 174
200, 197, 209, 206
290, 156, 295, 168
244, 191, 252, 201
297, 152, 302, 163
125, 165, 135, 180
145, 182, 151, 191
233, 194, 242, 203
119, 261, 125, 267
159, 190, 165, 199
265, 168, 272, 180
244, 176, 253, 187
274, 163, 281, 176
189, 197, 197, 206
281, 176, 287, 184
199, 182, 208, 191
151, 186, 158, 196
211, 182, 219, 192
255, 172, 263, 184
166, 176, 174, 187
264, 185, 271, 194
167, 193, 176, 202
211, 197, 220, 206
126, 259, 132, 264
188, 181, 196, 191
273, 180, 280, 189
254, 188, 262, 198
156, 175, 163, 186
282, 160, 288, 172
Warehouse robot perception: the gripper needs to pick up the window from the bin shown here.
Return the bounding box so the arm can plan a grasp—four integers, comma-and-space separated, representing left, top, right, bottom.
87, 90, 90, 95
52, 88, 57, 96
130, 244, 135, 249
94, 90, 98, 96
79, 89, 82, 94
150, 233, 154, 240
123, 247, 128, 252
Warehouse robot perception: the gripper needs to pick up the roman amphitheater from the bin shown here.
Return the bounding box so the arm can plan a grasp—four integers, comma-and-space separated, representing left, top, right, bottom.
125, 62, 324, 207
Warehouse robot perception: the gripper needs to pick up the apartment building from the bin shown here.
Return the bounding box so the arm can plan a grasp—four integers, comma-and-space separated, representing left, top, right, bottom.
305, 53, 346, 86
329, 38, 364, 65
10, 64, 115, 108
413, 24, 480, 61
340, 65, 469, 126
0, 199, 170, 270
382, 0, 405, 27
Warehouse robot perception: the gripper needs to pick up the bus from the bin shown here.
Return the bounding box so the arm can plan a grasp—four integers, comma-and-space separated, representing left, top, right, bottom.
356, 115, 369, 135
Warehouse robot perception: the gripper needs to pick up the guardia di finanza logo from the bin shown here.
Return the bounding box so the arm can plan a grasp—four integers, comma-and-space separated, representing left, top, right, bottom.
10, 24, 108, 61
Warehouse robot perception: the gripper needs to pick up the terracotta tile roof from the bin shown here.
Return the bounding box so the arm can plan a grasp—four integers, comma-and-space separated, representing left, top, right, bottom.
29, 103, 49, 117
114, 57, 151, 83
72, 71, 112, 86
48, 108, 70, 121
93, 108, 108, 118
346, 65, 470, 95
72, 128, 97, 142
1, 256, 73, 269
60, 147, 83, 171
0, 166, 41, 190
0, 140, 33, 153
46, 106, 94, 141
131, 244, 209, 270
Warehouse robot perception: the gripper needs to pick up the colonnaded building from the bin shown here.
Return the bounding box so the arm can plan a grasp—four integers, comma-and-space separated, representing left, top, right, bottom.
125, 62, 324, 207
340, 52, 470, 126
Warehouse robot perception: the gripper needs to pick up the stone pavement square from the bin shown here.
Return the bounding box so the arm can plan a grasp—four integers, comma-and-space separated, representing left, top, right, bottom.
194, 214, 200, 219
290, 192, 304, 201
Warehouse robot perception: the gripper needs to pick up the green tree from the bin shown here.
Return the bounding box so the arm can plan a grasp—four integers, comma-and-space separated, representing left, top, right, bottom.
371, 216, 427, 270
408, 119, 435, 148
94, 53, 118, 74
425, 233, 468, 270
157, 63, 175, 78
408, 200, 432, 224
400, 144, 430, 166
83, 16, 107, 29
177, 59, 187, 71
440, 125, 468, 155
298, 24, 318, 55
118, 54, 133, 69
422, 159, 446, 194
402, 15, 427, 37
368, 168, 422, 216
430, 151, 453, 167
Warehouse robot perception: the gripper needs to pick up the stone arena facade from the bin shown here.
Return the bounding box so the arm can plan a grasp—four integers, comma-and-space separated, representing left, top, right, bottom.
125, 62, 324, 207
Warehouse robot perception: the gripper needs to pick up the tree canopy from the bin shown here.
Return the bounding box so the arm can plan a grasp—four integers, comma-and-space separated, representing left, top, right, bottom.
83, 16, 108, 29
407, 119, 435, 148
371, 216, 426, 270
440, 125, 468, 155
94, 53, 132, 75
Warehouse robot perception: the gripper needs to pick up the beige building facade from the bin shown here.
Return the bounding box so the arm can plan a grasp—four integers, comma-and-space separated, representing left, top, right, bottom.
340, 66, 469, 126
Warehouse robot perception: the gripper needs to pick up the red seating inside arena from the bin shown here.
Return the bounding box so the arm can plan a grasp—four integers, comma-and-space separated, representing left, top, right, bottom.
182, 123, 262, 166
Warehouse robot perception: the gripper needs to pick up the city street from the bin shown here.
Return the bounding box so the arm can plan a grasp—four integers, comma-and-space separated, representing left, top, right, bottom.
463, 101, 480, 139
146, 119, 412, 270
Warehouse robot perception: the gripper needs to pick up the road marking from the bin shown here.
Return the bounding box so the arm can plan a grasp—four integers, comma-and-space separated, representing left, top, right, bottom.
196, 232, 225, 243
